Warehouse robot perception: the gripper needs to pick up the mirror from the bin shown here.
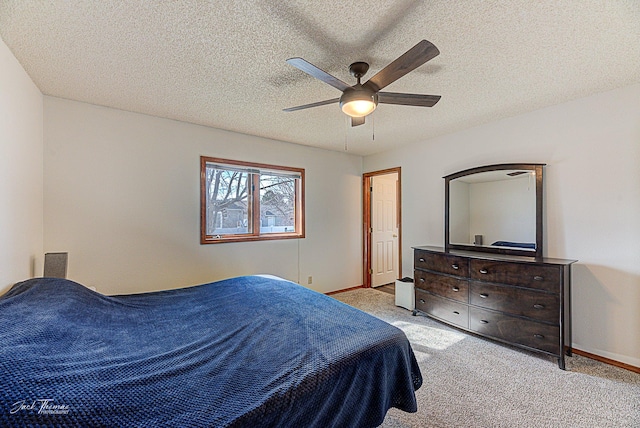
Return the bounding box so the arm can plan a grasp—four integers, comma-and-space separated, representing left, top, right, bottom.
445, 163, 544, 258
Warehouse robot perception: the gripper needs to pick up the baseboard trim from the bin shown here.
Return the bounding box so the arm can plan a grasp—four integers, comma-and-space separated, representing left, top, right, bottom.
325, 285, 364, 296
572, 348, 640, 374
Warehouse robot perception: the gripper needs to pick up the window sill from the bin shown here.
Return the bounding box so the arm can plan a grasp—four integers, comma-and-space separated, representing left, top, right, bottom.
201, 233, 304, 244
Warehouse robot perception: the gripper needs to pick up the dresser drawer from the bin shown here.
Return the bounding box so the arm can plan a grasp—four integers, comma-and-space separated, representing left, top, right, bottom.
469, 259, 560, 292
415, 250, 469, 277
415, 270, 468, 303
415, 289, 469, 329
469, 282, 559, 324
469, 307, 560, 354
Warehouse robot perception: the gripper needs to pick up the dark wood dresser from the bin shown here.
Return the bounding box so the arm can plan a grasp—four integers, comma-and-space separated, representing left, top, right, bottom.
413, 246, 576, 369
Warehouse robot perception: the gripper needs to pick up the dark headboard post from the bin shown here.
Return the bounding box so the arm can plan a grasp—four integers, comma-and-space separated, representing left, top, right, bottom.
44, 252, 68, 278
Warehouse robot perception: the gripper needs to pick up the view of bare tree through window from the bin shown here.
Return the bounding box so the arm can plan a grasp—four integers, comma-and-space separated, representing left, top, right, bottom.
260, 174, 295, 233
201, 157, 304, 243
205, 167, 250, 235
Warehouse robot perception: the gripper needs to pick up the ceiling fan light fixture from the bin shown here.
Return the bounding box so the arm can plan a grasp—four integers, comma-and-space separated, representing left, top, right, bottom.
284, 40, 441, 126
340, 88, 378, 118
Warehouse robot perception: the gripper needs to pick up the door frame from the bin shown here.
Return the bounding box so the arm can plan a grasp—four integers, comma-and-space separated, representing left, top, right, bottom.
363, 167, 402, 288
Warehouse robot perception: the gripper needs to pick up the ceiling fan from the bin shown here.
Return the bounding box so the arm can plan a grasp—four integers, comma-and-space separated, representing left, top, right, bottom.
283, 40, 441, 127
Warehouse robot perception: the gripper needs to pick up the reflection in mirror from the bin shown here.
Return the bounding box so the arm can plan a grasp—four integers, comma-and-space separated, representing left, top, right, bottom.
449, 170, 536, 250
445, 164, 544, 258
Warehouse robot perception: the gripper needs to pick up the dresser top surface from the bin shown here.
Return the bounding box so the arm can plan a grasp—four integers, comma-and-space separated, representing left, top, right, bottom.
413, 246, 577, 266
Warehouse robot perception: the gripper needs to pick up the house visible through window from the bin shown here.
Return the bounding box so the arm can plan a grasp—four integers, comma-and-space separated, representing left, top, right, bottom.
200, 157, 305, 243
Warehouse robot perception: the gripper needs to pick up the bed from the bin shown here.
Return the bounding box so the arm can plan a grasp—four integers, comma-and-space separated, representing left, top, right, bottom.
491, 240, 536, 249
0, 275, 421, 427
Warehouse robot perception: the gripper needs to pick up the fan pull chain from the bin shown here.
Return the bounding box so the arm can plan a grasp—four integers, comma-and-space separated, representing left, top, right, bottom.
344, 116, 349, 151
372, 114, 375, 141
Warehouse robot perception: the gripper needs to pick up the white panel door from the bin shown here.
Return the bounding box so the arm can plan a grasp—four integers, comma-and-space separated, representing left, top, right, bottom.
371, 174, 398, 287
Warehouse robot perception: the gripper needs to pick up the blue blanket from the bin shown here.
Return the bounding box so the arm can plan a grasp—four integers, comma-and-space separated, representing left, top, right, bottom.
0, 276, 421, 427
491, 241, 536, 249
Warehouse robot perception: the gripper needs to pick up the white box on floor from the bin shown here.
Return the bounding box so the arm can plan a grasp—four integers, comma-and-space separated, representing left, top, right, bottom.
395, 279, 414, 311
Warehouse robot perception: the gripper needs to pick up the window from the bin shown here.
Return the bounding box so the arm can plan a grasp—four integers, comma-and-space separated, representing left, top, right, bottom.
200, 156, 305, 244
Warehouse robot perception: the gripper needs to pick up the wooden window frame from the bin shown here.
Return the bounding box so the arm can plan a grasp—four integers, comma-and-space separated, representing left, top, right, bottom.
200, 156, 305, 244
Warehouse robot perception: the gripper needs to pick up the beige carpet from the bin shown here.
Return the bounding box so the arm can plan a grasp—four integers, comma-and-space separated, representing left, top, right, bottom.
332, 288, 640, 428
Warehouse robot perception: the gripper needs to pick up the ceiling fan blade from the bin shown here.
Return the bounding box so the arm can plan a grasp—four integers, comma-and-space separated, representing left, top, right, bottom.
286, 58, 351, 92
363, 40, 439, 92
283, 98, 340, 112
378, 92, 441, 107
351, 116, 365, 127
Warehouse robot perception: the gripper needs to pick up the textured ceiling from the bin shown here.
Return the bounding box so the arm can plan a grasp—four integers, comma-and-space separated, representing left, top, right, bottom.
1, 1, 639, 156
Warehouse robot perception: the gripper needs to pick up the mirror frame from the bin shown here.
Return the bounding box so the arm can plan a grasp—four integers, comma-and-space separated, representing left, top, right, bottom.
444, 163, 545, 258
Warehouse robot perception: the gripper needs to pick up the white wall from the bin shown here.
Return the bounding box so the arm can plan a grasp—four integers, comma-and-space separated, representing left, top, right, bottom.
44, 97, 363, 295
0, 38, 43, 293
364, 83, 640, 368
468, 176, 536, 246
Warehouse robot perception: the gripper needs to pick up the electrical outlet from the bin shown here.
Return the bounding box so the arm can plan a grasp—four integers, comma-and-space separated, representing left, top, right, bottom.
307, 276, 313, 285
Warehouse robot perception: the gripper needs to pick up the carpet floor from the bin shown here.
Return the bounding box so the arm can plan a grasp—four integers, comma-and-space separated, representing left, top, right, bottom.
332, 288, 640, 428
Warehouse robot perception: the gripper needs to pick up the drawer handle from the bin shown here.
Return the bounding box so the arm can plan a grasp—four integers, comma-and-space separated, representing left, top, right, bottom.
419, 258, 425, 263
451, 264, 459, 270
533, 276, 544, 281
533, 304, 545, 309
452, 286, 460, 292
420, 299, 425, 304
480, 320, 489, 324
479, 269, 488, 274
419, 278, 425, 282
533, 334, 545, 339
479, 293, 489, 299
453, 311, 459, 315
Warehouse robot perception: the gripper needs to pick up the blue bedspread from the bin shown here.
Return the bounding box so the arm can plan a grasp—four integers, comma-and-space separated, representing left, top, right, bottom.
0, 276, 421, 427
491, 241, 536, 249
